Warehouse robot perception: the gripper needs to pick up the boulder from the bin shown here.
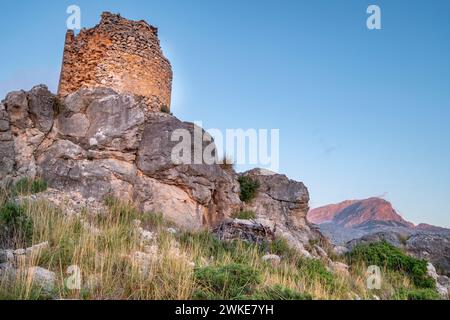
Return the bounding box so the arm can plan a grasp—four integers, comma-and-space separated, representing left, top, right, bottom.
2, 85, 56, 180
136, 114, 241, 227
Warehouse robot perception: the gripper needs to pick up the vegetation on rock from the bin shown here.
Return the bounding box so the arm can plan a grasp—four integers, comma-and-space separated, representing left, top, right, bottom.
237, 176, 260, 203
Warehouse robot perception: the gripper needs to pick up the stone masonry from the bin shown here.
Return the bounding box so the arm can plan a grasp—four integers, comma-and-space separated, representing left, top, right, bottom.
58, 12, 173, 111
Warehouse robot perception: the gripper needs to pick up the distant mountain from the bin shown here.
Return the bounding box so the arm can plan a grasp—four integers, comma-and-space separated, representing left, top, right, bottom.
416, 223, 450, 233
308, 197, 414, 229
307, 197, 449, 245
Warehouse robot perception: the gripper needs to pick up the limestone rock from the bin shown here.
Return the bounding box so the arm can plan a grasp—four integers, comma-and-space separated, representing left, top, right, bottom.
333, 246, 349, 256
1, 85, 328, 254
136, 114, 241, 226
1, 85, 56, 181
27, 266, 56, 295
262, 254, 281, 266
406, 233, 450, 276
427, 262, 439, 281
241, 168, 330, 258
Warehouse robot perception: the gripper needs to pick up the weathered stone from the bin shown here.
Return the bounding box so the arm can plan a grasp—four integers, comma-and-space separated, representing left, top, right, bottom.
262, 254, 281, 266
213, 218, 276, 244
136, 114, 241, 228
333, 246, 349, 256
330, 261, 350, 276
346, 231, 406, 252
4, 90, 29, 129
427, 262, 439, 281
28, 85, 55, 133
242, 168, 330, 258
58, 12, 172, 111
406, 233, 450, 276
27, 267, 56, 295
0, 250, 14, 263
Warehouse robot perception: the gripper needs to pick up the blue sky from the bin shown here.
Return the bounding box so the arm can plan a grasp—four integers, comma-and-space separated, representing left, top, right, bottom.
1, 0, 449, 227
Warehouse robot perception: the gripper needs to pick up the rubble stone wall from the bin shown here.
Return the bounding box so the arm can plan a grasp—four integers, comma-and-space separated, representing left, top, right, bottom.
58, 12, 173, 111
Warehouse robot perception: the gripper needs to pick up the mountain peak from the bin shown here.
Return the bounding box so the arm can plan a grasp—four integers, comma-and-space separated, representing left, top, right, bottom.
308, 197, 414, 229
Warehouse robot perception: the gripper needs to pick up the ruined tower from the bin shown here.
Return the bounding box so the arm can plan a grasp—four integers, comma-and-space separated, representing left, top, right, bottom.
58, 12, 173, 111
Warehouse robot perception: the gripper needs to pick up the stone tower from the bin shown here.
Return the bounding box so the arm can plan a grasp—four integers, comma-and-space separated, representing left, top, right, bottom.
58, 12, 173, 111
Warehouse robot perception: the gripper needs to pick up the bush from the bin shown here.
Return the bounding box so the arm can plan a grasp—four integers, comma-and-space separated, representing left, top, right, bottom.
232, 211, 256, 220
179, 231, 257, 265
12, 178, 48, 196
0, 202, 33, 247
394, 288, 441, 300
219, 156, 234, 172
252, 285, 312, 300
298, 258, 335, 289
347, 241, 435, 289
194, 263, 261, 299
237, 176, 260, 203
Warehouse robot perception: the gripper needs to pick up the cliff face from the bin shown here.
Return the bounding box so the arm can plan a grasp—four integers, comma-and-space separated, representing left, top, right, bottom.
58, 12, 173, 111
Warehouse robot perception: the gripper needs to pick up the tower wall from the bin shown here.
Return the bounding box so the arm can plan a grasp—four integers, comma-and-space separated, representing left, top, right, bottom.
58, 12, 173, 111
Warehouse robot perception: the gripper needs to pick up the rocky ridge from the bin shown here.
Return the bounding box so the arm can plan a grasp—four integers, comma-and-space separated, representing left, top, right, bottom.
0, 85, 327, 260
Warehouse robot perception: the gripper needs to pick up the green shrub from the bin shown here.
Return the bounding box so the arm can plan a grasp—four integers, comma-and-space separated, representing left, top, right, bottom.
12, 178, 48, 196
394, 288, 441, 300
0, 202, 33, 247
252, 285, 312, 300
263, 238, 297, 260
194, 263, 261, 299
347, 241, 435, 289
297, 258, 335, 289
232, 210, 256, 220
237, 176, 260, 203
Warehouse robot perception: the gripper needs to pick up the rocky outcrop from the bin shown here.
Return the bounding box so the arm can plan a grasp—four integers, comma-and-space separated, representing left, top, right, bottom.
1, 85, 241, 231
1, 85, 331, 259
241, 168, 330, 256
1, 85, 56, 183
406, 233, 450, 276
346, 230, 450, 277
59, 12, 173, 111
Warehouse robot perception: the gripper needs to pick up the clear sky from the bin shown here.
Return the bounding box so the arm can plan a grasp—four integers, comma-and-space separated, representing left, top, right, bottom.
1, 0, 449, 227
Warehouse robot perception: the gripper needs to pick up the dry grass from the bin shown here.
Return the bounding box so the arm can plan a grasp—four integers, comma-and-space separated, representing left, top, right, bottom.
0, 187, 430, 300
